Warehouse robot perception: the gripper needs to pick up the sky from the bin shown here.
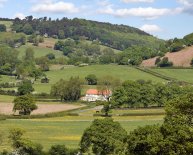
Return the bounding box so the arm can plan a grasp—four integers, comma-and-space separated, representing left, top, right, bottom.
0, 0, 193, 40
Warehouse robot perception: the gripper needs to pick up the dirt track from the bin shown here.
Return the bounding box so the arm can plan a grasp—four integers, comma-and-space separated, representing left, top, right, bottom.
0, 103, 84, 115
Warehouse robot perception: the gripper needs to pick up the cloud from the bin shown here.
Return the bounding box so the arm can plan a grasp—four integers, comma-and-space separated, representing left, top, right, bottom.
177, 0, 192, 6
13, 13, 26, 19
99, 7, 172, 19
177, 0, 193, 15
98, 0, 111, 6
140, 24, 162, 33
0, 0, 7, 7
31, 1, 80, 14
121, 0, 154, 3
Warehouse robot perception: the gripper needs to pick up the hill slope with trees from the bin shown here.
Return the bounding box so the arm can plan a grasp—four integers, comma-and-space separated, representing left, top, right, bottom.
10, 16, 163, 51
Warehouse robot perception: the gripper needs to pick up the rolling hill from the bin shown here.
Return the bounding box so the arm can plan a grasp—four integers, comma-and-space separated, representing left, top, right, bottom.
141, 45, 193, 67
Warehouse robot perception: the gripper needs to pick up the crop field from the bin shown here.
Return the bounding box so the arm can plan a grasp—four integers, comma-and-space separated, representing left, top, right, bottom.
151, 68, 193, 83
0, 115, 163, 151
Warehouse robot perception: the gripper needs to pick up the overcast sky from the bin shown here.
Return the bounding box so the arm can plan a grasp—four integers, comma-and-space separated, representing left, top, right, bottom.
0, 0, 193, 39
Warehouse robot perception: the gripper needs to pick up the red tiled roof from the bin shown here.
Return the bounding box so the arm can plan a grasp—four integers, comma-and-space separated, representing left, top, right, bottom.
86, 89, 111, 95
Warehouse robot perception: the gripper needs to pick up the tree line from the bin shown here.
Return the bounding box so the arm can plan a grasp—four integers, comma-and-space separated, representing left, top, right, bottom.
11, 16, 162, 51
111, 80, 193, 108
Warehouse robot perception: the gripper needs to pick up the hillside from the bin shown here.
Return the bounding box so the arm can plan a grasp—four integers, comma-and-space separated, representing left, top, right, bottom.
141, 45, 193, 67
10, 16, 163, 50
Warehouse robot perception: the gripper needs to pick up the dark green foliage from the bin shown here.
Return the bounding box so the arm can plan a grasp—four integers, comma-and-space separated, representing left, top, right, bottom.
101, 102, 111, 116
111, 80, 192, 108
118, 45, 164, 66
99, 48, 115, 64
191, 58, 193, 66
35, 56, 50, 71
0, 24, 6, 32
183, 32, 193, 46
13, 94, 37, 115
80, 118, 127, 155
46, 53, 55, 60
23, 23, 34, 35
49, 145, 79, 155
12, 16, 163, 51
127, 125, 163, 155
85, 74, 97, 85
17, 80, 34, 95
127, 93, 193, 155
49, 145, 68, 155
170, 39, 184, 52
51, 77, 82, 101
0, 45, 19, 74
155, 57, 161, 65
157, 57, 173, 67
9, 128, 43, 155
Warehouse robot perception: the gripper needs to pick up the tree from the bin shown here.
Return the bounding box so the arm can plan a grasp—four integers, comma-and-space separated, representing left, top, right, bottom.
126, 92, 193, 155
157, 57, 173, 67
85, 74, 97, 85
17, 80, 34, 95
80, 118, 127, 155
23, 23, 33, 35
13, 94, 37, 115
29, 68, 43, 81
0, 24, 6, 32
46, 53, 55, 60
127, 125, 163, 155
191, 58, 193, 66
49, 145, 68, 155
101, 102, 111, 116
51, 77, 82, 101
9, 128, 43, 155
24, 47, 35, 62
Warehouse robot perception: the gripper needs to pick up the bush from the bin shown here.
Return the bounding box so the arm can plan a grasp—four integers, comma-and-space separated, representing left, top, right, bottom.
157, 57, 173, 67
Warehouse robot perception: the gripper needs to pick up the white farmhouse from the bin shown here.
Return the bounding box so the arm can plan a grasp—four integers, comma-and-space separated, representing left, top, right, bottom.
81, 89, 112, 102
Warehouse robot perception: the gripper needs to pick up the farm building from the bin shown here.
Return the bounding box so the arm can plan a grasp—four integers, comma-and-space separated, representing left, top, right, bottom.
81, 89, 112, 102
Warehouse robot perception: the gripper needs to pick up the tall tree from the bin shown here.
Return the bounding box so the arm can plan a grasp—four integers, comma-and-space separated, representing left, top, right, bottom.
13, 94, 37, 115
80, 118, 127, 155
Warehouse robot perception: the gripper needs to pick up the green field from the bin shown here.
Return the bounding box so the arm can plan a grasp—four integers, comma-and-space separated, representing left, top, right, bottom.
35, 65, 166, 93
0, 21, 12, 31
17, 44, 64, 59
0, 65, 166, 94
152, 68, 193, 83
0, 115, 163, 151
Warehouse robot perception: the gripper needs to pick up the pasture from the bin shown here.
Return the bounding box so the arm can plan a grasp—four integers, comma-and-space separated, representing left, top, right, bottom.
0, 115, 163, 151
32, 65, 166, 93
151, 68, 193, 83
17, 43, 64, 59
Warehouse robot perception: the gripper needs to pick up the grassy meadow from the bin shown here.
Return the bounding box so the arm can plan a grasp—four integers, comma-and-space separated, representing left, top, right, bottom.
0, 115, 163, 151
151, 68, 193, 83
17, 43, 64, 59
35, 65, 166, 93
0, 21, 12, 31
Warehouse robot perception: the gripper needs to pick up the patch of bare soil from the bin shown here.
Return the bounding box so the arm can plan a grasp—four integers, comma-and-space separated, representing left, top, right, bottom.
0, 103, 84, 115
141, 46, 193, 67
